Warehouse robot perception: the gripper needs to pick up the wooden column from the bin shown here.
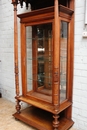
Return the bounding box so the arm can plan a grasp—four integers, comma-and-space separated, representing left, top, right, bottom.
53, 0, 60, 129
12, 0, 21, 113
65, 0, 74, 120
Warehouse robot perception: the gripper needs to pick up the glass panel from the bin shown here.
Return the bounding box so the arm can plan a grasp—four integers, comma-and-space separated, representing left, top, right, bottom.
26, 26, 32, 91
60, 21, 68, 103
26, 23, 52, 101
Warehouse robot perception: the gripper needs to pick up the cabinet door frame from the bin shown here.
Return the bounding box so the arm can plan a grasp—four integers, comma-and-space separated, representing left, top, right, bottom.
21, 20, 53, 96
59, 16, 73, 103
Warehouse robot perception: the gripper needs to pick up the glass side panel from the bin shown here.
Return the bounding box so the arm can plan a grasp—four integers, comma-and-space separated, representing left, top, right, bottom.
26, 26, 32, 91
26, 23, 52, 100
60, 21, 68, 103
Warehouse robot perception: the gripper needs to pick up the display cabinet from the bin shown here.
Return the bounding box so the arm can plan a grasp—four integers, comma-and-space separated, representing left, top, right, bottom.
12, 0, 74, 130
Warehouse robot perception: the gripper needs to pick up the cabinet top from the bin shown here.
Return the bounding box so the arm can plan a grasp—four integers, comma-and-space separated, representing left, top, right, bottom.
12, 0, 73, 10
17, 5, 74, 20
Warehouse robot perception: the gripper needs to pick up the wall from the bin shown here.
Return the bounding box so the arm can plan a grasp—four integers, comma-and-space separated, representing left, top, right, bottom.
72, 0, 87, 130
0, 0, 30, 102
0, 0, 15, 101
0, 0, 87, 130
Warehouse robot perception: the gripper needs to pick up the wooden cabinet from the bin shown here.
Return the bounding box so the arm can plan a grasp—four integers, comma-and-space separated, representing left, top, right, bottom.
12, 0, 74, 129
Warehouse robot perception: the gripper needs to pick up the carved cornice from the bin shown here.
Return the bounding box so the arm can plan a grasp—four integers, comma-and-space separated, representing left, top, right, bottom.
12, 0, 30, 9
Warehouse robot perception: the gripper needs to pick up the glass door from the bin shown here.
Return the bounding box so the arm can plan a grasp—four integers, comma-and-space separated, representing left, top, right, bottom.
25, 20, 69, 103
26, 22, 53, 103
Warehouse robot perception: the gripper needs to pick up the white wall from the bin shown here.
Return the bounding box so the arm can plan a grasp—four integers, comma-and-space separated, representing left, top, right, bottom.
72, 0, 87, 130
0, 0, 87, 130
0, 0, 30, 102
0, 0, 15, 102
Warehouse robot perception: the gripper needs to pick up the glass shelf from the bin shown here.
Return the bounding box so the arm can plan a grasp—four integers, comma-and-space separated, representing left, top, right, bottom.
27, 74, 66, 86
27, 56, 53, 62
28, 78, 66, 85
26, 37, 52, 40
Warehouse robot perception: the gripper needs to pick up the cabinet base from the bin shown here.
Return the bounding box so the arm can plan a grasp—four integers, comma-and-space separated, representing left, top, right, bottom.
13, 106, 74, 130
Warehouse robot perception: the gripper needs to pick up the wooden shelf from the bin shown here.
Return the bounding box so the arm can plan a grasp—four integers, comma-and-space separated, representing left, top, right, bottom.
13, 106, 74, 130
17, 96, 72, 114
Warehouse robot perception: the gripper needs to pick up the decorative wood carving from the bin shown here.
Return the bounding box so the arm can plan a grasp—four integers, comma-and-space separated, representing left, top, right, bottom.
12, 0, 21, 113
53, 114, 59, 130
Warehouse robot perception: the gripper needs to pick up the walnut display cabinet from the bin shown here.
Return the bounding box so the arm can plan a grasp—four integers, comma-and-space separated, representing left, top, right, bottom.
12, 0, 74, 129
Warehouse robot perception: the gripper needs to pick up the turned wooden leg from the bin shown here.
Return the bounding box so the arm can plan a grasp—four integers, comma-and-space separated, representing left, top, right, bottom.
16, 99, 21, 114
53, 114, 59, 130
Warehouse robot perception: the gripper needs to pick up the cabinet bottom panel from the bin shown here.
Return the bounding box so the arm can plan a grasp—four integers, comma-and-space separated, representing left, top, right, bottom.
13, 106, 74, 130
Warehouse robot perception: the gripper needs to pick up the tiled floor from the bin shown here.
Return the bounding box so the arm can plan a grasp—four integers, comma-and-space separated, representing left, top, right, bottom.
0, 98, 76, 130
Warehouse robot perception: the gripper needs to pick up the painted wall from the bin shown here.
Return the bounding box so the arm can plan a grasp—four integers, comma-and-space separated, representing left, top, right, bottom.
0, 0, 30, 101
0, 0, 15, 101
0, 0, 87, 130
72, 0, 87, 129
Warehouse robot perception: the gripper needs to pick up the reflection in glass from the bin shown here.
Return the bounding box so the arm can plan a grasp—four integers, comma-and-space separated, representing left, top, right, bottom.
60, 21, 68, 102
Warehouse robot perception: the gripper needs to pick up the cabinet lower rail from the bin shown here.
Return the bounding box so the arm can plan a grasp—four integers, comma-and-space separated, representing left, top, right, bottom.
13, 106, 74, 130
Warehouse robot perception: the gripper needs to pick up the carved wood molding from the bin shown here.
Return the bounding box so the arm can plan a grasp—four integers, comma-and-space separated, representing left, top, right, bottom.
12, 0, 30, 9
